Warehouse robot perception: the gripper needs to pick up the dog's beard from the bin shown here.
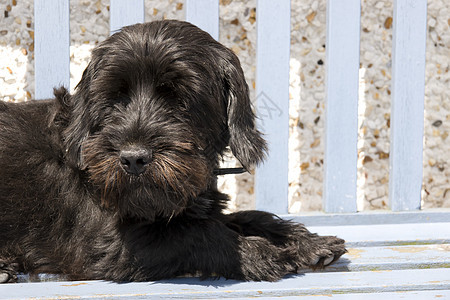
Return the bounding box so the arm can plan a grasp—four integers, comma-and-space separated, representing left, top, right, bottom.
81, 134, 211, 221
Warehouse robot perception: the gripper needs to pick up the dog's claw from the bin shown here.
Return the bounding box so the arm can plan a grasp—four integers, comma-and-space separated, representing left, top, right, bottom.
323, 256, 334, 266
1, 271, 18, 283
310, 257, 320, 266
0, 272, 12, 283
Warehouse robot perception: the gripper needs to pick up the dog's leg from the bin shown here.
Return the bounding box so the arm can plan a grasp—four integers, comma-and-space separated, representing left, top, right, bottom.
109, 218, 308, 282
0, 260, 20, 283
223, 211, 346, 270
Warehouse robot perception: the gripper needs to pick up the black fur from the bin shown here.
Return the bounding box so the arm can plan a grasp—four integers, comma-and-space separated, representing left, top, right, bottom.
0, 20, 345, 283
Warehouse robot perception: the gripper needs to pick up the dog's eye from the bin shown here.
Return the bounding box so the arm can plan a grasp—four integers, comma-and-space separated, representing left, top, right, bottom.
156, 82, 174, 95
156, 83, 187, 110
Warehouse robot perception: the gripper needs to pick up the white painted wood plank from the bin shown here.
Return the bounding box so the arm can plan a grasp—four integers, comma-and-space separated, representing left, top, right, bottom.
34, 0, 70, 99
284, 209, 450, 226
185, 0, 219, 40
255, 0, 290, 214
110, 0, 145, 33
243, 290, 450, 300
239, 290, 450, 300
3, 269, 450, 299
389, 0, 427, 212
327, 244, 450, 272
308, 222, 450, 247
323, 0, 360, 213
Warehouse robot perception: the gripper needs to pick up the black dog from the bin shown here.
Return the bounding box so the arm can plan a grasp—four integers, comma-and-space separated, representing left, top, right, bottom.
0, 20, 345, 283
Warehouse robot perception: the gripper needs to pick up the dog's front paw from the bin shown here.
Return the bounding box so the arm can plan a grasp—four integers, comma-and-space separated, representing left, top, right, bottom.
305, 235, 346, 270
238, 236, 298, 281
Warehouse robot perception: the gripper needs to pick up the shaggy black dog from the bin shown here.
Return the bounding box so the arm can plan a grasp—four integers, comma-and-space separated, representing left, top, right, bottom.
0, 20, 345, 283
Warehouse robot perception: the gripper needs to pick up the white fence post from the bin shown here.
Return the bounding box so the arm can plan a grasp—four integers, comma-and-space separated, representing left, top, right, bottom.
110, 0, 145, 34
323, 0, 360, 213
186, 0, 219, 40
389, 0, 427, 211
34, 0, 70, 99
255, 0, 290, 214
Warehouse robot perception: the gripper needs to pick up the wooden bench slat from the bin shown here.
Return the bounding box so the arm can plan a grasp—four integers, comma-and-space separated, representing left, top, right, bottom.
255, 0, 291, 214
286, 210, 450, 226
326, 244, 450, 272
34, 0, 70, 99
308, 222, 450, 247
3, 269, 449, 299
265, 290, 450, 300
388, 0, 427, 211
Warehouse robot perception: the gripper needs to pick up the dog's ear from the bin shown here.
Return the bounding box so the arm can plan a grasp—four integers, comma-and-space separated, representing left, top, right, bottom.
50, 86, 87, 169
61, 55, 103, 169
221, 50, 267, 169
51, 86, 71, 129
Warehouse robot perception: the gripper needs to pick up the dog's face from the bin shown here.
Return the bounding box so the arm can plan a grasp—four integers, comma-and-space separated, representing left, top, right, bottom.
60, 21, 266, 221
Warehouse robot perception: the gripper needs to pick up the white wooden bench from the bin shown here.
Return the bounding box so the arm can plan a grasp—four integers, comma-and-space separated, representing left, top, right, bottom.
2, 0, 449, 298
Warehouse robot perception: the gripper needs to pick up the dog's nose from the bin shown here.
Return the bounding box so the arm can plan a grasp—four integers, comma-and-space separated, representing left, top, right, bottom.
119, 148, 152, 176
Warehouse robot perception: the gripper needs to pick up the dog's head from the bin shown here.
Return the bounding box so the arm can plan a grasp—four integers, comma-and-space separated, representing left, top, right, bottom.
59, 20, 266, 220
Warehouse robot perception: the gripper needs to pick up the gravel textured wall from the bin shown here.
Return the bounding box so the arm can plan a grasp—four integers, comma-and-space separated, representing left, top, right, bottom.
1, 0, 449, 211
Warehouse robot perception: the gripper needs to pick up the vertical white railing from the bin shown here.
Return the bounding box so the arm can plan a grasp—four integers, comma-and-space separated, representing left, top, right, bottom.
33, 1, 429, 215
34, 0, 69, 99
255, 0, 291, 214
186, 0, 219, 40
389, 0, 427, 211
110, 0, 145, 33
323, 0, 360, 213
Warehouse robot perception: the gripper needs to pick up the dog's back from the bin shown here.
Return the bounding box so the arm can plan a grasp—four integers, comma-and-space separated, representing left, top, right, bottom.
0, 99, 63, 256
0, 99, 62, 182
